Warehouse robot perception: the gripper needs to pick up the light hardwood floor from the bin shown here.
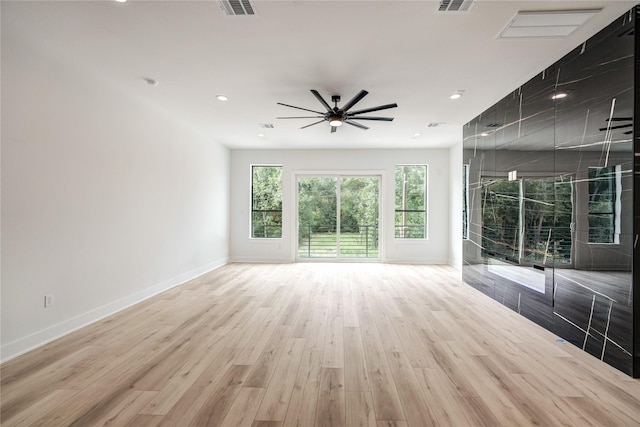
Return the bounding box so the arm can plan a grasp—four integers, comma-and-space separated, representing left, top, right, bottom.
2, 263, 639, 426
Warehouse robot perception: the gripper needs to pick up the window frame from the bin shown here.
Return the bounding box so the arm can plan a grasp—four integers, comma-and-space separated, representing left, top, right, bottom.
250, 164, 283, 239
394, 164, 428, 239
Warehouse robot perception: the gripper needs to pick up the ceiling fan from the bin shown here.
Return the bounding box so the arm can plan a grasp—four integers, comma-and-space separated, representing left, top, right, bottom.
277, 89, 397, 133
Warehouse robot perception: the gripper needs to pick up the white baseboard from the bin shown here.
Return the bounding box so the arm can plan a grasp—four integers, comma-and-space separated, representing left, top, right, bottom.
228, 256, 292, 263
0, 257, 228, 363
383, 257, 450, 265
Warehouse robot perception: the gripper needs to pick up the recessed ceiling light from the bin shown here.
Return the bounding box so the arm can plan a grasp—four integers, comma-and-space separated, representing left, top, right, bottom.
216, 95, 229, 101
412, 133, 422, 138
481, 132, 489, 137
258, 133, 265, 138
114, 0, 127, 3
552, 92, 568, 100
450, 92, 464, 100
142, 77, 158, 86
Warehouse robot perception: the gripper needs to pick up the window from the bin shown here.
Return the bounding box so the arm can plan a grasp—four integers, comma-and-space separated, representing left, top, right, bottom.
395, 165, 427, 238
588, 165, 620, 244
251, 165, 282, 238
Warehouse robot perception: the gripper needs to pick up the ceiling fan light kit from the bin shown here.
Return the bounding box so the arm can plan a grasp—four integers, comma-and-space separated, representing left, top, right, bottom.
277, 89, 397, 133
329, 116, 343, 127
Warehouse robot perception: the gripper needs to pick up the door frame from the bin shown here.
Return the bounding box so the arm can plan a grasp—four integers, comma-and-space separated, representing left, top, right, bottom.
292, 170, 385, 262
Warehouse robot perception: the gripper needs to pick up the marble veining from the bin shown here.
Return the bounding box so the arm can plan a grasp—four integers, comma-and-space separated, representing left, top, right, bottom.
462, 7, 638, 376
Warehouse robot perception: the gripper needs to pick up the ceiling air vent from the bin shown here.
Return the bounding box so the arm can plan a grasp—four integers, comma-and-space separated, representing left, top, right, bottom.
259, 123, 275, 129
437, 0, 474, 13
485, 123, 502, 128
219, 0, 256, 16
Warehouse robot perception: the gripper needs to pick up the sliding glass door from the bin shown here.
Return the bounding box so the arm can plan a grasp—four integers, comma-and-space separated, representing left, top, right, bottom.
297, 175, 380, 260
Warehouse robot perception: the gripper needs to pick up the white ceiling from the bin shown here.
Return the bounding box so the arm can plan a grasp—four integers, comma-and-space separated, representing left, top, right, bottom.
3, 0, 638, 150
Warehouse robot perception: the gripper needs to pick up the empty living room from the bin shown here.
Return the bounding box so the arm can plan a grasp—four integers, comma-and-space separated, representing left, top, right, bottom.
2, 1, 640, 426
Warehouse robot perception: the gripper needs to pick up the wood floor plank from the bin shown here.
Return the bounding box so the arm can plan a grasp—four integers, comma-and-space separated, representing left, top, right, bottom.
125, 414, 163, 427
385, 350, 438, 426
255, 338, 306, 421
321, 315, 344, 368
252, 422, 283, 427
155, 347, 240, 425
90, 390, 157, 426
220, 387, 266, 427
376, 421, 408, 427
345, 391, 377, 427
343, 326, 370, 392
414, 368, 475, 426
189, 364, 252, 427
357, 307, 406, 422
283, 350, 323, 427
0, 389, 79, 427
315, 368, 345, 427
244, 326, 292, 388
2, 263, 639, 427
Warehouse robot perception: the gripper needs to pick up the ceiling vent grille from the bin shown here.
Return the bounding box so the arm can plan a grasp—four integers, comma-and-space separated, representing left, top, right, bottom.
259, 123, 275, 129
219, 0, 256, 16
437, 0, 474, 13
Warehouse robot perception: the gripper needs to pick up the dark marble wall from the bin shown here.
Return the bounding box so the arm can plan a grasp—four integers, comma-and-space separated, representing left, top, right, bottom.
462, 8, 637, 376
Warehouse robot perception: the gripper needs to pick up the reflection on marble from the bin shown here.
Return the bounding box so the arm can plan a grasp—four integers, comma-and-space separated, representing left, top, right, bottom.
462, 8, 637, 376
488, 259, 546, 294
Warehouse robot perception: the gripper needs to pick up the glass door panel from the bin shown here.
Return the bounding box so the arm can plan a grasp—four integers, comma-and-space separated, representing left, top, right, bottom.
298, 177, 337, 258
297, 175, 380, 260
339, 177, 379, 258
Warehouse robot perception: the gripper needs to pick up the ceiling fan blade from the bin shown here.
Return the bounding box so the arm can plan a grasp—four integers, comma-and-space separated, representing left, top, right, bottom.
349, 103, 398, 116
331, 126, 337, 133
345, 120, 369, 130
277, 116, 325, 119
300, 120, 326, 129
346, 116, 394, 121
340, 90, 369, 113
277, 102, 324, 115
310, 90, 333, 112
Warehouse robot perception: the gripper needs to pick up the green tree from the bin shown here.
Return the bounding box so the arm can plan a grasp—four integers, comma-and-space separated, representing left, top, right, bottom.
395, 165, 427, 238
252, 166, 282, 238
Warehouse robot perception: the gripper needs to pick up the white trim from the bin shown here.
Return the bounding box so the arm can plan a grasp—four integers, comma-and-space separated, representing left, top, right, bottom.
249, 164, 283, 240
0, 258, 228, 363
394, 164, 428, 239
383, 258, 450, 264
228, 256, 292, 263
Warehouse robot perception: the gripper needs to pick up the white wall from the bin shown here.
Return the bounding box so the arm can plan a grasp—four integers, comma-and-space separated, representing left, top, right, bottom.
229, 149, 450, 264
1, 28, 230, 361
449, 142, 463, 271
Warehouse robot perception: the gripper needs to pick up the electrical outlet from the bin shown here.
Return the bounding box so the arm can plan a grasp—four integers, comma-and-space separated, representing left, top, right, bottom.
44, 294, 54, 308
